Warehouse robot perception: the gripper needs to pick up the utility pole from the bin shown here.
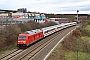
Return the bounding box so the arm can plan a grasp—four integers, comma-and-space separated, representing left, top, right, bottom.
77, 10, 79, 21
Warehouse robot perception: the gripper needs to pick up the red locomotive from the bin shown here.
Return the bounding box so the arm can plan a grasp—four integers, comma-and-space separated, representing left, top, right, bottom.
17, 29, 43, 47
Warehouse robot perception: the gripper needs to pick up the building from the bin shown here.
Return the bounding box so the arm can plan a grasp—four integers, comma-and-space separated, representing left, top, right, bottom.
17, 8, 27, 13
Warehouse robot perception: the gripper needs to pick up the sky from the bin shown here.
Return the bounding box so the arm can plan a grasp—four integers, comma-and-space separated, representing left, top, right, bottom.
0, 0, 90, 14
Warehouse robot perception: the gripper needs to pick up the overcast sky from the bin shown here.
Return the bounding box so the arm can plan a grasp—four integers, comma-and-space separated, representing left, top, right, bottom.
0, 0, 90, 14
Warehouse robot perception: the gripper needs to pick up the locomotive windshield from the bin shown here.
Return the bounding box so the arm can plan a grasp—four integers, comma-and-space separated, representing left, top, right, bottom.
18, 36, 26, 40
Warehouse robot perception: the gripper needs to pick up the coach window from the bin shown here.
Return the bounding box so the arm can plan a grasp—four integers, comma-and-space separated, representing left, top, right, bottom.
45, 31, 48, 33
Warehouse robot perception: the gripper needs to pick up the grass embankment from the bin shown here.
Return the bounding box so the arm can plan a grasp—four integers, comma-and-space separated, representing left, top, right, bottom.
64, 36, 90, 60
0, 44, 16, 56
47, 25, 90, 60
65, 51, 90, 60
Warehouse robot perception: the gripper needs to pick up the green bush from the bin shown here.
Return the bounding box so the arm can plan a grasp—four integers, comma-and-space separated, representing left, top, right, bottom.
80, 25, 90, 36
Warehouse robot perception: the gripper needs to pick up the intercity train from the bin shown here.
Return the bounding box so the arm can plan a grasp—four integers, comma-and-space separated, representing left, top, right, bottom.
17, 22, 77, 48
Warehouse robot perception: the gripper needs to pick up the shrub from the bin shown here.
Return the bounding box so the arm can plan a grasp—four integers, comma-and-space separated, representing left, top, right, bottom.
72, 29, 82, 37
18, 23, 29, 32
0, 35, 6, 50
3, 25, 21, 46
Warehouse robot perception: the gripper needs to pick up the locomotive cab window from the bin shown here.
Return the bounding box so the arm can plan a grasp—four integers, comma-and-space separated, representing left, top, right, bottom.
18, 36, 26, 40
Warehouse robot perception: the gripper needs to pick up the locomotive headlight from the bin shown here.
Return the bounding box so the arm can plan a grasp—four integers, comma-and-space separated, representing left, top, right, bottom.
18, 41, 21, 42
23, 41, 26, 44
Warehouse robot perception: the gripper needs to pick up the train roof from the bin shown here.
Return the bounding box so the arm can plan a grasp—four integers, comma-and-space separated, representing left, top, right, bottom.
23, 29, 42, 35
31, 29, 42, 33
23, 31, 36, 35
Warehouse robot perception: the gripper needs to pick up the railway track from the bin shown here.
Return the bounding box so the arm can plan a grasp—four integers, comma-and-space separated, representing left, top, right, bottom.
11, 28, 66, 60
0, 28, 62, 60
17, 29, 64, 60
0, 49, 24, 60
0, 26, 76, 60
31, 26, 77, 60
